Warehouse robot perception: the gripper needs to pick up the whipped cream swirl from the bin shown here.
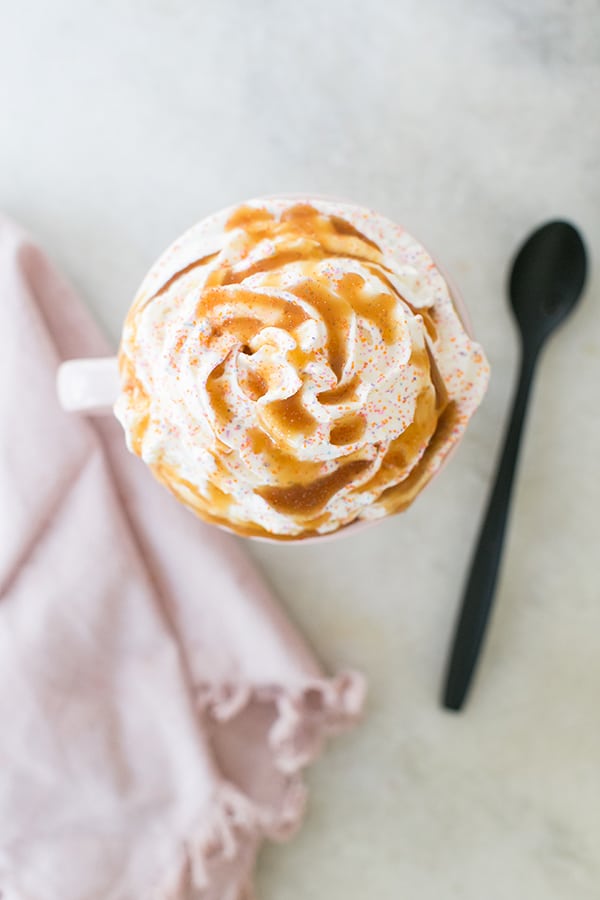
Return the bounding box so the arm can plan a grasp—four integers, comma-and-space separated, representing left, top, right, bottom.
116, 197, 489, 539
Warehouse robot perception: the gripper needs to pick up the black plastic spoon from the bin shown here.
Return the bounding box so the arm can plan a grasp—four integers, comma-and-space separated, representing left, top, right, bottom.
443, 221, 588, 711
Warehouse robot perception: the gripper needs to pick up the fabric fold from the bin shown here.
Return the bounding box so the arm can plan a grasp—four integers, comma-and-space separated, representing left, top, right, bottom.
0, 216, 365, 900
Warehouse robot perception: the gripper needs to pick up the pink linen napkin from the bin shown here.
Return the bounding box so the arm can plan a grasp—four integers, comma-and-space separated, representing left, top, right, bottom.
0, 216, 365, 900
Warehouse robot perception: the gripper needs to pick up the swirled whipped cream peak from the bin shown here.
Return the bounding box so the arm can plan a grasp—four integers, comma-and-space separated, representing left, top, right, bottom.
116, 196, 489, 540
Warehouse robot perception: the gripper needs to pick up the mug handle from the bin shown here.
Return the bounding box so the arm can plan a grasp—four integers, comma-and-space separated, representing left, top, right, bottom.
57, 356, 120, 415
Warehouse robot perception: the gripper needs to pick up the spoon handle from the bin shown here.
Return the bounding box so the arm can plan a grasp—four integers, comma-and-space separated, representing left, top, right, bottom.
442, 348, 538, 710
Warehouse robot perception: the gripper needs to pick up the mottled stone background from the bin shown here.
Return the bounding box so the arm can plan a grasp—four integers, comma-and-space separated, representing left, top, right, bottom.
1, 1, 598, 896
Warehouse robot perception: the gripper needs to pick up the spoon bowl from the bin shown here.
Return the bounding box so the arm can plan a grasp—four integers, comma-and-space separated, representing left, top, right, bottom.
509, 220, 587, 349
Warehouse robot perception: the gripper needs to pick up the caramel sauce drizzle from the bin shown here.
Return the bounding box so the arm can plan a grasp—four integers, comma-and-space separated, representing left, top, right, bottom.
329, 215, 382, 250
204, 315, 263, 349
317, 374, 361, 405
143, 252, 220, 307
198, 287, 309, 335
239, 368, 268, 401
225, 205, 273, 231
356, 346, 447, 500
261, 389, 319, 438
248, 427, 322, 485
219, 250, 310, 284
376, 401, 458, 513
130, 413, 149, 457
150, 460, 269, 540
205, 359, 231, 426
257, 459, 371, 518
337, 272, 399, 345
289, 279, 350, 379
125, 201, 456, 539
118, 355, 151, 455
330, 414, 366, 446
364, 264, 438, 342
152, 453, 335, 541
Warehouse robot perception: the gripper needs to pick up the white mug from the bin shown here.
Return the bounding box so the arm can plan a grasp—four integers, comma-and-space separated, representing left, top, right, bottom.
56, 354, 380, 545
57, 355, 121, 415
56, 195, 478, 544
